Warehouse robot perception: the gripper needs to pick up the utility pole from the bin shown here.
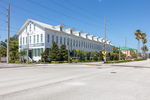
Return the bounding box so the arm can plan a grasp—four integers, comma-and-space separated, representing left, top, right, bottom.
119, 45, 120, 60
7, 4, 10, 64
104, 16, 106, 63
125, 37, 127, 60
27, 33, 29, 64
68, 36, 70, 63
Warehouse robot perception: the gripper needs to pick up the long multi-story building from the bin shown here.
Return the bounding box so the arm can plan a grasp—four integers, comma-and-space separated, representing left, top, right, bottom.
16, 19, 113, 61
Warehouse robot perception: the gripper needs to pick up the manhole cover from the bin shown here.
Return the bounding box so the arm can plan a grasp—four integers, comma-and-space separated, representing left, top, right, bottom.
111, 72, 116, 73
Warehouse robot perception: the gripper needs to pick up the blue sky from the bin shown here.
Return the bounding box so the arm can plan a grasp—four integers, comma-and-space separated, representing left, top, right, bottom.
0, 0, 149, 52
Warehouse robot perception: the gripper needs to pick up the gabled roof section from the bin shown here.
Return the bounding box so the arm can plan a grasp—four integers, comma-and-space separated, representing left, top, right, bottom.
81, 33, 89, 35
54, 24, 65, 28
63, 28, 75, 32
73, 30, 83, 34
16, 19, 55, 35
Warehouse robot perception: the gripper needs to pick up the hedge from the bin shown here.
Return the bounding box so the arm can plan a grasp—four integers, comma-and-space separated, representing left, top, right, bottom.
51, 61, 68, 63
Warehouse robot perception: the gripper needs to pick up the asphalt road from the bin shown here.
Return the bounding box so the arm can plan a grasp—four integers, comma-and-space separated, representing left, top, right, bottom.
0, 60, 150, 100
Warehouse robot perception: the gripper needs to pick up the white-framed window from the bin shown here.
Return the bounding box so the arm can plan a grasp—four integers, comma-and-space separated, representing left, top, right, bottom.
76, 40, 78, 47
30, 24, 31, 31
73, 40, 75, 46
52, 35, 54, 43
41, 34, 43, 42
60, 37, 62, 44
34, 35, 36, 43
56, 36, 58, 44
30, 36, 31, 44
26, 37, 27, 44
64, 37, 66, 45
37, 35, 39, 43
47, 34, 49, 42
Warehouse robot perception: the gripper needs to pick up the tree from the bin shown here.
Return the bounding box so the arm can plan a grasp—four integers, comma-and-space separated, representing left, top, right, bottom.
141, 45, 148, 59
82, 50, 89, 60
134, 29, 142, 53
49, 42, 59, 61
19, 51, 27, 63
141, 33, 147, 58
113, 46, 119, 53
99, 51, 103, 61
131, 50, 137, 58
41, 49, 49, 62
58, 44, 68, 61
9, 39, 19, 60
73, 49, 81, 61
91, 51, 97, 60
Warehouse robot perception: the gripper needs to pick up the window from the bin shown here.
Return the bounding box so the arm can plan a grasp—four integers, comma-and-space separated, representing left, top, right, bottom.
73, 40, 75, 46
71, 39, 72, 46
34, 24, 35, 31
81, 41, 83, 47
60, 37, 62, 44
52, 35, 54, 43
70, 30, 72, 34
86, 42, 87, 48
34, 35, 35, 43
26, 37, 27, 44
47, 34, 49, 42
26, 27, 27, 32
41, 34, 43, 42
90, 43, 91, 49
56, 36, 58, 44
35, 49, 37, 57
64, 38, 66, 45
84, 42, 85, 48
60, 27, 62, 31
76, 40, 78, 47
88, 43, 89, 48
67, 38, 69, 45
38, 48, 40, 56
30, 24, 31, 31
37, 35, 39, 43
79, 41, 80, 47
41, 48, 43, 53
23, 37, 24, 44
30, 36, 31, 44
20, 38, 22, 44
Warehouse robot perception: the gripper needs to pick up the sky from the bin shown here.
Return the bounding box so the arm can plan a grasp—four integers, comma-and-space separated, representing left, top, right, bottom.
0, 0, 149, 52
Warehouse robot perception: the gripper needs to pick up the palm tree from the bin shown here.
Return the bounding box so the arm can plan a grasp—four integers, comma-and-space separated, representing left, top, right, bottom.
82, 50, 89, 60
141, 33, 146, 58
141, 45, 148, 58
91, 51, 97, 60
134, 29, 142, 54
142, 38, 147, 58
73, 49, 81, 61
19, 51, 27, 63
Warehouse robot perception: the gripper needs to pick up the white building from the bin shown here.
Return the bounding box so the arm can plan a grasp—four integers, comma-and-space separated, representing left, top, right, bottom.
16, 19, 113, 61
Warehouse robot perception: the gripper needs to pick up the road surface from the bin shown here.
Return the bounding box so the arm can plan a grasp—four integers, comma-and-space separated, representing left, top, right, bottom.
0, 60, 150, 100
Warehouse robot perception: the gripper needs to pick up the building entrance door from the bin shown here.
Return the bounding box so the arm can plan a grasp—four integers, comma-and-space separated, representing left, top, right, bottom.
29, 50, 32, 59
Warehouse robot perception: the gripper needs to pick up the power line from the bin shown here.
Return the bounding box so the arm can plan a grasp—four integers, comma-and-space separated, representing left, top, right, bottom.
107, 25, 125, 40
49, 0, 104, 24
107, 20, 126, 37
0, 28, 17, 33
107, 29, 125, 42
65, 0, 104, 20
0, 25, 19, 29
0, 0, 103, 33
28, 0, 104, 29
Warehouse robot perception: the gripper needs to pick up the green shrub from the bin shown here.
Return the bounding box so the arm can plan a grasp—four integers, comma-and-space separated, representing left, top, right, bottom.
26, 61, 32, 64
134, 59, 146, 61
15, 60, 21, 63
9, 60, 15, 63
